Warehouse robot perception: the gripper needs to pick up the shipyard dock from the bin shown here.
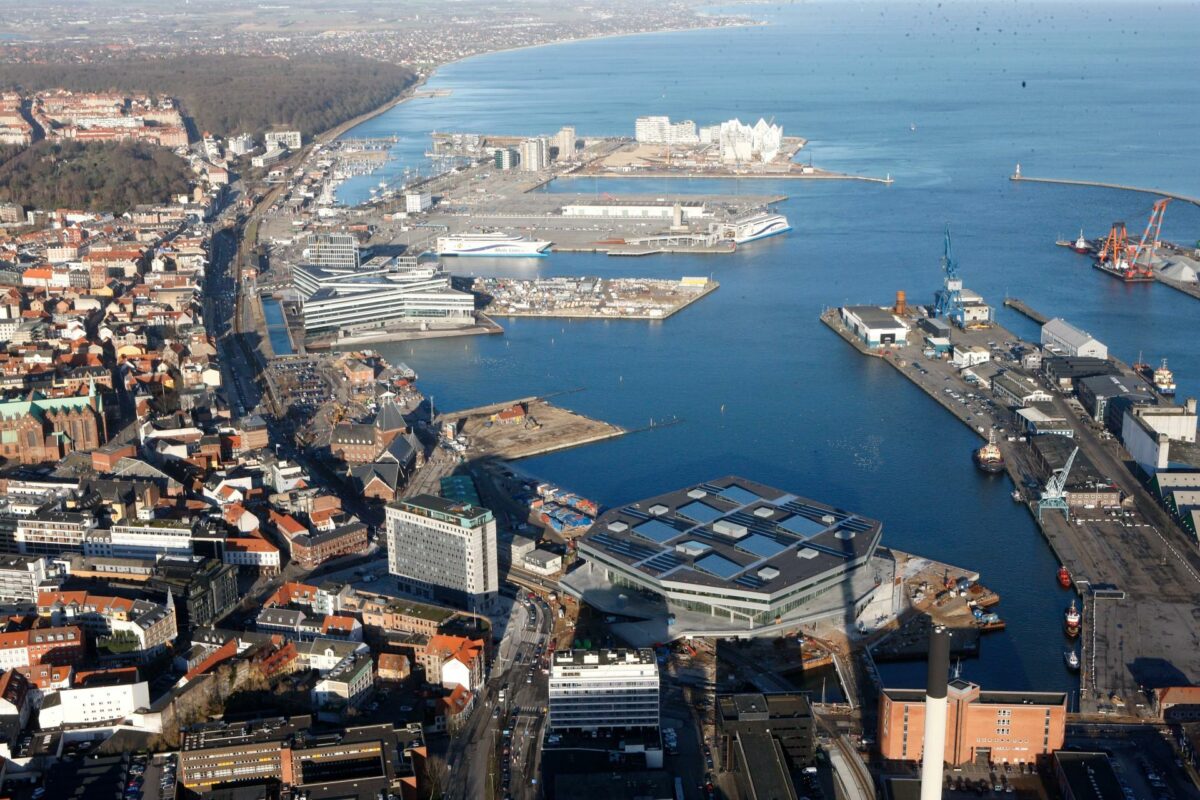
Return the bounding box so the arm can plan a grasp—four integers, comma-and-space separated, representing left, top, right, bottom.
823, 303, 1200, 718
469, 275, 718, 320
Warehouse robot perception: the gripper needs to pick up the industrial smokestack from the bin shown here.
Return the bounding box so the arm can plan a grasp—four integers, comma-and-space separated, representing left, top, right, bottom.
894, 290, 907, 315
919, 624, 951, 800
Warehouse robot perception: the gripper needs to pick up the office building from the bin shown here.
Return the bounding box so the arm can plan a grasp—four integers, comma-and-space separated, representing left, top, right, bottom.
405, 190, 432, 213
179, 714, 426, 799
303, 231, 360, 270
147, 557, 240, 632
718, 693, 815, 800
878, 679, 1067, 765
384, 495, 498, 610
227, 133, 254, 156
293, 261, 475, 336
553, 126, 576, 160
549, 648, 659, 733
15, 510, 95, 555
519, 137, 549, 172
568, 475, 883, 630
84, 519, 194, 559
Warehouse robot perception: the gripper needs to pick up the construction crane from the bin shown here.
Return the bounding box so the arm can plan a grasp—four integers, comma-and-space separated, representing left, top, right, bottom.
933, 226, 964, 325
1038, 446, 1079, 522
1128, 198, 1170, 277
1096, 221, 1128, 267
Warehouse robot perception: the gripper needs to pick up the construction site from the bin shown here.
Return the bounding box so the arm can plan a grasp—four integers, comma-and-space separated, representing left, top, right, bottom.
824, 227, 1200, 719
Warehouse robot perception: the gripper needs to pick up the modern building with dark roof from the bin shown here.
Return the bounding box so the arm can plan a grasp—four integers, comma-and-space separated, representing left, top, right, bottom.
718, 692, 815, 800
566, 476, 883, 630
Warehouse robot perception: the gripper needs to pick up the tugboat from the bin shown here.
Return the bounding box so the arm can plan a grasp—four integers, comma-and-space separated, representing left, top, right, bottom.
1064, 601, 1081, 638
974, 430, 1005, 474
1057, 566, 1072, 589
1072, 229, 1091, 254
1064, 649, 1080, 670
1154, 359, 1177, 397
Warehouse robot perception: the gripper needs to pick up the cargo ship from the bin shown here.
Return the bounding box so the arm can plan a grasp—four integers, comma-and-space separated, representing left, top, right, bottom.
1153, 359, 1177, 396
1064, 601, 1081, 638
974, 430, 1005, 474
1057, 566, 1072, 589
436, 232, 551, 257
721, 212, 792, 244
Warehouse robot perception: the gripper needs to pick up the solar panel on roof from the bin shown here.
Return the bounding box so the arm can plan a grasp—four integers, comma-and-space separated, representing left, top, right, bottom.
778, 514, 827, 538
735, 533, 789, 559
632, 519, 682, 545
676, 501, 723, 524
694, 553, 744, 579
718, 485, 760, 506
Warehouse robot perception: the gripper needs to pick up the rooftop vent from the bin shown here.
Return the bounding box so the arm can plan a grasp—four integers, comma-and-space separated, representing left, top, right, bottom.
607, 521, 629, 533
798, 548, 820, 560
835, 530, 856, 540
712, 520, 748, 539
687, 488, 707, 499
758, 566, 780, 580
753, 507, 774, 518
821, 514, 836, 525
648, 504, 669, 516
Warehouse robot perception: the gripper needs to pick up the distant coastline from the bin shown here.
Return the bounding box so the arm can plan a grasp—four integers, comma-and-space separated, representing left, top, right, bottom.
329, 17, 765, 146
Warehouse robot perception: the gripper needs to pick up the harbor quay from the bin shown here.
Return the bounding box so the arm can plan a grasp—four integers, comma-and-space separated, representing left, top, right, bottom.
823, 293, 1200, 719
467, 274, 718, 320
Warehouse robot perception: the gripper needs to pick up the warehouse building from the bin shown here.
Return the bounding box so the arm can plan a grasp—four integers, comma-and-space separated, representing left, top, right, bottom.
1076, 374, 1155, 429
1041, 318, 1107, 359
840, 306, 909, 348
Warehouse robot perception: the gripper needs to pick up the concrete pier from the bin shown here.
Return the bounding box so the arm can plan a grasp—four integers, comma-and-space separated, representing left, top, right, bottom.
1010, 172, 1200, 208
823, 305, 1200, 718
1002, 297, 1050, 325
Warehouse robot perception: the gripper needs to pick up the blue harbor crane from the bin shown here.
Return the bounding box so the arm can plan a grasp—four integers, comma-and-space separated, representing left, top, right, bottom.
933, 225, 965, 326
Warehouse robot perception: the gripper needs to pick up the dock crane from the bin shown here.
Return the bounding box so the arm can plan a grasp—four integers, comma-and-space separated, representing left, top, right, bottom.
1128, 198, 1171, 278
933, 226, 964, 325
1038, 446, 1079, 521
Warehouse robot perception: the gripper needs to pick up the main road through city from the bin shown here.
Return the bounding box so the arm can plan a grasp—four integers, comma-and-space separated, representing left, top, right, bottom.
443, 593, 554, 800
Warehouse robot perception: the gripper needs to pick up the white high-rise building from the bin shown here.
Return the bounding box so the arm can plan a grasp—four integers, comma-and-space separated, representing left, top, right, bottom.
384, 495, 498, 610
519, 138, 549, 172
553, 126, 576, 161
405, 191, 432, 213
549, 648, 660, 733
634, 116, 699, 146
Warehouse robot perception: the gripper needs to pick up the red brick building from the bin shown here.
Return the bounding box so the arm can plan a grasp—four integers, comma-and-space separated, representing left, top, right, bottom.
878, 679, 1067, 766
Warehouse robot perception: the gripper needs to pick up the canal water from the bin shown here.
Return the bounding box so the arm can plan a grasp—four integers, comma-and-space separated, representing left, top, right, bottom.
261, 296, 295, 356
339, 3, 1200, 694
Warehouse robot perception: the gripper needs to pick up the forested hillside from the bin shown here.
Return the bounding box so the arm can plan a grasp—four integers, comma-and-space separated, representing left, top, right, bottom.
3, 55, 416, 139
0, 140, 193, 213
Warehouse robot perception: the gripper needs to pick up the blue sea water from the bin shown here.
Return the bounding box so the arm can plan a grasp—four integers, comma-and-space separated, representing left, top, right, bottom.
339, 2, 1200, 694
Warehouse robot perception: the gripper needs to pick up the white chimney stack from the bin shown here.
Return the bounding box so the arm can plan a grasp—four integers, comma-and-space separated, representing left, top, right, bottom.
920, 624, 951, 800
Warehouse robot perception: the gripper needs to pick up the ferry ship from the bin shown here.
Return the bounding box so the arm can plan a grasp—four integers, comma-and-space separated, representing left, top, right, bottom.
436, 233, 551, 257
723, 212, 792, 245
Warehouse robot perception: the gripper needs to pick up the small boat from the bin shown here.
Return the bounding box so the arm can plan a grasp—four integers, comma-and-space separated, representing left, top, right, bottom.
1072, 229, 1090, 254
1057, 566, 1072, 589
1011, 489, 1022, 502
1064, 601, 1081, 638
974, 430, 1005, 474
1065, 649, 1080, 670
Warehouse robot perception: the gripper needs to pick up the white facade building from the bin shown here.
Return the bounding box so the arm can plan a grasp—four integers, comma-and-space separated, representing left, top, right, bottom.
561, 200, 707, 220
549, 649, 660, 733
38, 679, 151, 729
553, 126, 576, 161
84, 520, 194, 559
519, 138, 549, 172
264, 130, 302, 150
712, 118, 783, 163
0, 555, 51, 605
384, 495, 498, 611
634, 116, 698, 146
304, 232, 360, 270
405, 191, 432, 213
